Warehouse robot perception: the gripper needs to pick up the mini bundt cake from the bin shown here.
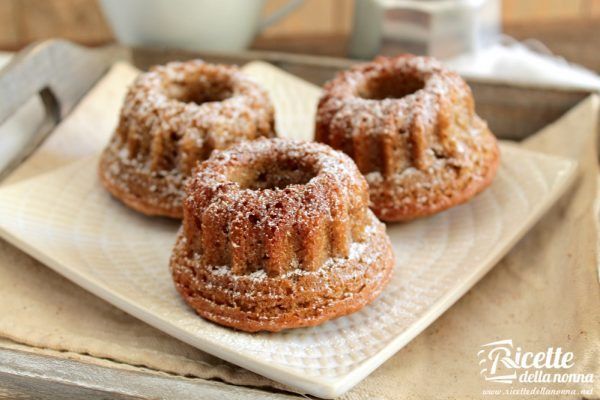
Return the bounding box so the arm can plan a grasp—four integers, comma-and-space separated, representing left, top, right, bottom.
316, 55, 500, 222
170, 138, 394, 332
99, 60, 275, 218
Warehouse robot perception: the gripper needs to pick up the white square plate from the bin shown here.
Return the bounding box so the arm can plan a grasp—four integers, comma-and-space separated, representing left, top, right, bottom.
0, 62, 577, 398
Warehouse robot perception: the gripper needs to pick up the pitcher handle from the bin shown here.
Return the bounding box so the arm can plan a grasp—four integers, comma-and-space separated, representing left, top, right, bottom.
258, 0, 304, 32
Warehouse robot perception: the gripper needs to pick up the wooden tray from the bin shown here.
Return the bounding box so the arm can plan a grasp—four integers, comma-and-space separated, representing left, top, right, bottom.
0, 40, 594, 400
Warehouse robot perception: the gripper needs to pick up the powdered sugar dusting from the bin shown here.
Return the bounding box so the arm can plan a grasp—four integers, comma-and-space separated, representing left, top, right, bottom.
169, 138, 395, 331
99, 60, 275, 217
315, 55, 499, 221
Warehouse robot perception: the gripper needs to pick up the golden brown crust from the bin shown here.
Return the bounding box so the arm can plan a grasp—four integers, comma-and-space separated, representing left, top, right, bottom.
170, 211, 394, 332
316, 54, 500, 222
98, 146, 183, 218
368, 129, 500, 221
169, 138, 395, 332
99, 60, 276, 218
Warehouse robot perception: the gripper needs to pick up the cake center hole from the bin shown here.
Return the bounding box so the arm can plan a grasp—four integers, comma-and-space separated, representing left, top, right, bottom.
167, 79, 233, 105
235, 161, 317, 190
359, 75, 425, 100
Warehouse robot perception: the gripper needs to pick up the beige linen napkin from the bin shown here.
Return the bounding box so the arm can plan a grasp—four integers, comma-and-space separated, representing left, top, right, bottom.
0, 63, 598, 399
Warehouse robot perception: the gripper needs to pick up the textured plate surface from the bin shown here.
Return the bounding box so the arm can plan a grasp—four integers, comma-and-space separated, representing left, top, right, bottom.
0, 62, 577, 398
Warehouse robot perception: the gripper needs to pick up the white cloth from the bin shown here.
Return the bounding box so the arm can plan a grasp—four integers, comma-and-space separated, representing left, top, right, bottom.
0, 52, 11, 67
446, 40, 600, 91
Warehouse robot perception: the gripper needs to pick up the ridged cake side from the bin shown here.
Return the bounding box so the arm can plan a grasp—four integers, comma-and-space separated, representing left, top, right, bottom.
98, 60, 276, 218
115, 60, 275, 175
315, 55, 499, 221
181, 138, 369, 277
171, 210, 393, 332
170, 138, 395, 332
316, 55, 476, 176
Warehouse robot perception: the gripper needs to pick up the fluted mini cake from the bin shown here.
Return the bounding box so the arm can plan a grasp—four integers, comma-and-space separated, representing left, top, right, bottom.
316, 55, 499, 221
99, 60, 275, 218
170, 138, 395, 332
